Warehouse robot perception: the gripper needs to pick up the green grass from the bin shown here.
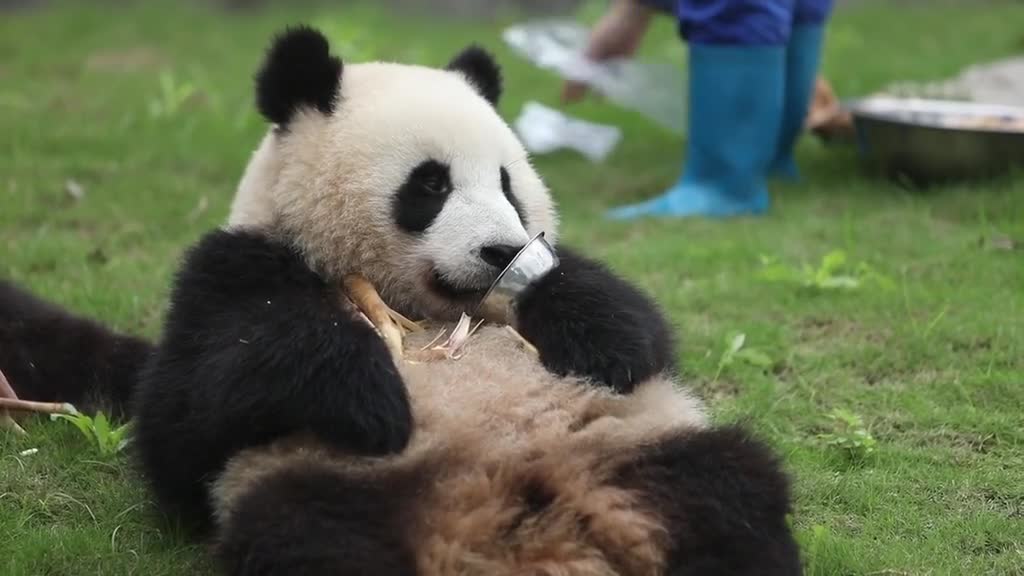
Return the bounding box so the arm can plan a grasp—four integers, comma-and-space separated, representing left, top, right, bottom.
2, 0, 1023, 574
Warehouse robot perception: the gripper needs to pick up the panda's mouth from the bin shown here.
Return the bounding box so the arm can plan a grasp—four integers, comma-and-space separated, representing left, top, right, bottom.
428, 269, 491, 302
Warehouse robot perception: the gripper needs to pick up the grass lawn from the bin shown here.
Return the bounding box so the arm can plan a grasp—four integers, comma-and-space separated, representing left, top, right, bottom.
2, 0, 1023, 574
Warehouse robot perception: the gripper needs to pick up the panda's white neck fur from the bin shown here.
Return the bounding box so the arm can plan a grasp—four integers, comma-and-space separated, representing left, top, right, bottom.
227, 131, 279, 231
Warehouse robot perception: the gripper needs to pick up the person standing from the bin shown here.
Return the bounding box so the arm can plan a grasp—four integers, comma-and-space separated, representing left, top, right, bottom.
563, 0, 835, 220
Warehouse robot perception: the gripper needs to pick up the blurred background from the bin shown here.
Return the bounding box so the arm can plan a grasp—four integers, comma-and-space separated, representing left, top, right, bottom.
1, 1, 1023, 575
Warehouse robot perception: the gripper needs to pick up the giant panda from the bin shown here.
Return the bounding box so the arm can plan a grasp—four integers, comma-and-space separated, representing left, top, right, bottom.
0, 25, 802, 576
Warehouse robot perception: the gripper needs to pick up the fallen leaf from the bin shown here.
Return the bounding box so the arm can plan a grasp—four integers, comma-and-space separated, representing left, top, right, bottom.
65, 179, 85, 200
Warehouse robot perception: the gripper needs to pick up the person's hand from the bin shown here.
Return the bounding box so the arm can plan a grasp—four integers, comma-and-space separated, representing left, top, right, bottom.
561, 0, 655, 104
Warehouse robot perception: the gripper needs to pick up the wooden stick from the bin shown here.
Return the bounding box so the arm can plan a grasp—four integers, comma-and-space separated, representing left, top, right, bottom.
0, 367, 17, 400
0, 368, 27, 435
0, 397, 78, 415
2, 415, 27, 435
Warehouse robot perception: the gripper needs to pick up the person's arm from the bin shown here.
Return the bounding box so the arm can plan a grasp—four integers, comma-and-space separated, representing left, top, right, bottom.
561, 0, 662, 103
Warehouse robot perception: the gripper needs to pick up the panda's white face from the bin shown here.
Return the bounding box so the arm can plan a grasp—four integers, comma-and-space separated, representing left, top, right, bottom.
229, 34, 559, 321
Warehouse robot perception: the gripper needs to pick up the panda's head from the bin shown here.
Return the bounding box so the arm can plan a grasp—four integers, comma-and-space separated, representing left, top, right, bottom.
228, 26, 558, 321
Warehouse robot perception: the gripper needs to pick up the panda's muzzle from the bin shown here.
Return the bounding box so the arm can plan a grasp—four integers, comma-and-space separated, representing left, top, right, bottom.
428, 269, 493, 302
428, 243, 526, 303
479, 244, 522, 270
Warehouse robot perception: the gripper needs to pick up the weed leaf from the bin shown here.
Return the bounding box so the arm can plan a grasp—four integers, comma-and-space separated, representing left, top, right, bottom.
51, 413, 96, 444
734, 348, 773, 368
759, 249, 891, 292
50, 411, 132, 457
93, 411, 110, 444
727, 333, 746, 357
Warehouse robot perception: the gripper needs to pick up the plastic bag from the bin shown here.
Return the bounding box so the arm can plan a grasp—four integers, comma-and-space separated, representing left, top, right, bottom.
513, 101, 622, 162
502, 19, 687, 134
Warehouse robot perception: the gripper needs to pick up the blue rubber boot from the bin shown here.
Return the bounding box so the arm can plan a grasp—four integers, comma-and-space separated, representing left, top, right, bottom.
606, 43, 785, 220
769, 23, 826, 181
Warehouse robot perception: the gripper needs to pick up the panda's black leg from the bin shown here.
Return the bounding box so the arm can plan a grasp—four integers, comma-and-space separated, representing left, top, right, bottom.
133, 229, 412, 528
0, 279, 152, 419
215, 463, 417, 576
513, 246, 677, 393
614, 425, 802, 576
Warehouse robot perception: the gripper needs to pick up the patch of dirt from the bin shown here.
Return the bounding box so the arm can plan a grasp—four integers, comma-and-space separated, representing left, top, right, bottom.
792, 317, 893, 375
832, 514, 864, 535
949, 335, 994, 354
86, 247, 109, 267
59, 219, 101, 237
84, 47, 168, 73
46, 91, 86, 113
914, 428, 999, 455
197, 0, 583, 19
969, 487, 1024, 520
690, 377, 740, 402
25, 259, 57, 274
960, 531, 1018, 557
980, 233, 1021, 252
797, 316, 891, 345
874, 416, 1002, 457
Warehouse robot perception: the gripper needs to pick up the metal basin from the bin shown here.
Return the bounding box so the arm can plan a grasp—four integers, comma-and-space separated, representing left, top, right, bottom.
847, 97, 1024, 186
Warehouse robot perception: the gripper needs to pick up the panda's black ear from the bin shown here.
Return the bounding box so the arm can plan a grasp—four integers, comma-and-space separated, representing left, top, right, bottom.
446, 45, 502, 106
255, 25, 343, 127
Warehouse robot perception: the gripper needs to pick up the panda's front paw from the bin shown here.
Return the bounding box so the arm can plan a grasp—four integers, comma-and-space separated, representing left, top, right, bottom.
515, 246, 676, 393
346, 372, 413, 455
520, 310, 670, 393
308, 346, 413, 456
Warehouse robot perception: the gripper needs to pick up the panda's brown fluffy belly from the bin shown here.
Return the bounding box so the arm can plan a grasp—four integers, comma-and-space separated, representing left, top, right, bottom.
213, 323, 708, 575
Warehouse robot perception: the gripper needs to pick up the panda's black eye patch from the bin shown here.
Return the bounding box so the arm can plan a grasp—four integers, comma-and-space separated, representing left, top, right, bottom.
394, 160, 453, 234
500, 166, 528, 228
414, 161, 452, 196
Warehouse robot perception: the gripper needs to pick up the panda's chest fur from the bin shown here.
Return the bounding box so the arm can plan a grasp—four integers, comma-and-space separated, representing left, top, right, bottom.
396, 322, 706, 454
213, 323, 707, 576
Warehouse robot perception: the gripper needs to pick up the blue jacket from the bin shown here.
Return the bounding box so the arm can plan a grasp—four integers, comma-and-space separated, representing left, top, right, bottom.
638, 0, 833, 45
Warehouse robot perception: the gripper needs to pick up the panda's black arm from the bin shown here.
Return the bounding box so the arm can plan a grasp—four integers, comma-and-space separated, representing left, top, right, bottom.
513, 246, 677, 394
135, 229, 412, 521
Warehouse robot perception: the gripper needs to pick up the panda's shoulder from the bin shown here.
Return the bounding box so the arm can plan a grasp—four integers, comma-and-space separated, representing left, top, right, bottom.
171, 227, 327, 301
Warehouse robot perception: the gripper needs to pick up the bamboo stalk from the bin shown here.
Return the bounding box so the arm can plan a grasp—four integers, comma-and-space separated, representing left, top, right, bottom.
343, 275, 405, 360
504, 325, 539, 357
386, 307, 424, 333
340, 275, 540, 365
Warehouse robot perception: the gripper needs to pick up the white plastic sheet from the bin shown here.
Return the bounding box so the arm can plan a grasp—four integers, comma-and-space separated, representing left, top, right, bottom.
513, 101, 622, 162
502, 19, 687, 134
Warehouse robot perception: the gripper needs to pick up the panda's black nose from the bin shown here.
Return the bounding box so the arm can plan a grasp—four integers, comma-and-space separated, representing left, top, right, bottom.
480, 244, 523, 269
